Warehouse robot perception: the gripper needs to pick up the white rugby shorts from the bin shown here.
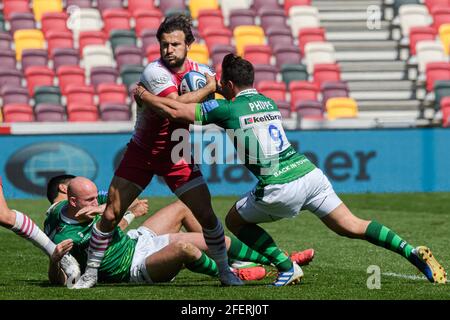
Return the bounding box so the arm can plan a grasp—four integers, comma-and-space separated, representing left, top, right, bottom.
236, 168, 342, 223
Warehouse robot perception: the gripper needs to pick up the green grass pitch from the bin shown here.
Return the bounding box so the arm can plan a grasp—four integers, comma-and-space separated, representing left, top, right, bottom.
0, 193, 449, 300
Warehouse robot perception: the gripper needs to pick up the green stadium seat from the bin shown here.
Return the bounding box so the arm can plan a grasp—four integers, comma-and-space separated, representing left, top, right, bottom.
33, 86, 62, 106
120, 65, 145, 89
281, 64, 308, 85
433, 80, 450, 111
109, 30, 137, 52
0, 13, 5, 32
394, 0, 420, 17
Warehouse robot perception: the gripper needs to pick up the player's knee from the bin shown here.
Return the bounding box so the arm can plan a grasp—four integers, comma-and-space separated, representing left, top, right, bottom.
175, 241, 198, 260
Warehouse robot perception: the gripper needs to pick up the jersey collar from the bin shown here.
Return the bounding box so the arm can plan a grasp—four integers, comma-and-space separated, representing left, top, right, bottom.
236, 88, 258, 98
60, 204, 80, 225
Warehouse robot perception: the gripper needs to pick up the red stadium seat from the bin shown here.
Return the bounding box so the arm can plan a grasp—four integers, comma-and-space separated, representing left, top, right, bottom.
425, 62, 450, 91
431, 6, 450, 32
145, 44, 160, 62
67, 103, 99, 122
441, 96, 450, 126
203, 27, 233, 52
313, 63, 341, 88
289, 80, 319, 111
256, 81, 286, 101
3, 0, 31, 20
97, 83, 128, 104
284, 0, 312, 15
41, 12, 69, 37
25, 66, 55, 96
409, 26, 437, 56
298, 27, 326, 55
46, 31, 73, 57
2, 103, 34, 122
56, 65, 85, 95
197, 9, 225, 36
243, 45, 272, 65
65, 84, 95, 105
102, 9, 131, 36
133, 8, 163, 37
425, 0, 450, 12
127, 0, 156, 16
78, 31, 107, 55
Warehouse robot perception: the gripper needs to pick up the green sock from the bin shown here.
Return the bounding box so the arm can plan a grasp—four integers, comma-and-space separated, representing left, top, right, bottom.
365, 220, 415, 260
185, 252, 218, 277
237, 225, 292, 271
228, 236, 271, 265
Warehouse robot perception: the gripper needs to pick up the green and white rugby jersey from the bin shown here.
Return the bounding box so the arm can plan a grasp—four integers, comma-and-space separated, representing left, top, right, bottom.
195, 89, 316, 186
44, 196, 136, 283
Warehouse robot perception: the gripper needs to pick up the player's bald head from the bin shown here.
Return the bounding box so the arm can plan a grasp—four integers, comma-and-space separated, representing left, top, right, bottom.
67, 177, 97, 198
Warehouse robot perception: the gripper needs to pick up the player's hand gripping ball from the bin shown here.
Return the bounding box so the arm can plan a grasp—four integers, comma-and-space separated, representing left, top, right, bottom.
179, 71, 215, 102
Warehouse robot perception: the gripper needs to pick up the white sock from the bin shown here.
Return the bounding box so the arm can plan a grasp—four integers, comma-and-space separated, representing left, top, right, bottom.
11, 210, 56, 256
203, 219, 230, 274
86, 223, 113, 268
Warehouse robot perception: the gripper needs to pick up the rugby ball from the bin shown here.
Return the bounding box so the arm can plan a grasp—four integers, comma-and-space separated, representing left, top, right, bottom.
179, 71, 215, 101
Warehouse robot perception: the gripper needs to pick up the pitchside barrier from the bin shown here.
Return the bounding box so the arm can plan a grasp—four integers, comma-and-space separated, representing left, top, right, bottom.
0, 125, 449, 198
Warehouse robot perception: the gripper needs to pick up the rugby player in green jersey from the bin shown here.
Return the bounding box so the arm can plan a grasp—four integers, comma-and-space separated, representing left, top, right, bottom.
133, 53, 447, 286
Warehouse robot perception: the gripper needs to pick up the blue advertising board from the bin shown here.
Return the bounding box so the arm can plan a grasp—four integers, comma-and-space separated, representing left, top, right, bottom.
0, 128, 449, 199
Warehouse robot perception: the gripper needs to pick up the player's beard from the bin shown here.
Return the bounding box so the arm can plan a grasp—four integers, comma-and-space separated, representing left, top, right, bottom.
162, 54, 186, 69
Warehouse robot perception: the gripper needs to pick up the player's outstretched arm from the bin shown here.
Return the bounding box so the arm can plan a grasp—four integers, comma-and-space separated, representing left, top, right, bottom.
134, 85, 197, 123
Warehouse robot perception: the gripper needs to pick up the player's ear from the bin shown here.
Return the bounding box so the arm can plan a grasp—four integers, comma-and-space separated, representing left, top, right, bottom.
68, 196, 76, 207
59, 183, 68, 195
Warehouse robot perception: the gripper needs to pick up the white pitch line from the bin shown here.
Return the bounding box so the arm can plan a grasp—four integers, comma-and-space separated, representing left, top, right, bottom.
382, 272, 450, 283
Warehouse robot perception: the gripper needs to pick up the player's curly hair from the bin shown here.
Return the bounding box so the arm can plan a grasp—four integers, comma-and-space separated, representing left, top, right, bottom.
156, 14, 195, 45
221, 53, 254, 87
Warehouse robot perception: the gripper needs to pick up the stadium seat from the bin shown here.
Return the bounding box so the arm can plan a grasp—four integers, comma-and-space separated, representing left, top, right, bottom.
25, 66, 55, 96
431, 6, 450, 32
394, 0, 421, 17
274, 45, 302, 68
0, 32, 13, 50
66, 0, 92, 8
229, 9, 256, 31
210, 44, 236, 66
294, 100, 324, 119
46, 31, 74, 57
102, 9, 131, 36
56, 65, 85, 94
433, 80, 450, 110
99, 102, 131, 121
313, 63, 341, 88
259, 8, 287, 32
266, 27, 294, 50
78, 31, 107, 55
0, 85, 29, 105
409, 26, 437, 56
289, 6, 320, 38
34, 103, 66, 122
189, 0, 219, 20
220, 0, 252, 21
97, 83, 128, 104
0, 13, 4, 32
32, 0, 63, 22
256, 81, 286, 101
127, 0, 156, 16
109, 30, 137, 52
141, 29, 159, 51
304, 41, 336, 74
233, 25, 265, 56
145, 44, 160, 62
133, 8, 163, 37
33, 85, 62, 105
2, 103, 34, 122
253, 64, 278, 84
326, 97, 359, 120
67, 103, 99, 122
425, 61, 450, 91
416, 40, 447, 73
276, 100, 292, 118
289, 80, 319, 110
65, 84, 95, 105
203, 28, 233, 52
120, 65, 145, 89
281, 64, 308, 85
13, 29, 45, 61
21, 49, 48, 71
97, 0, 123, 12
9, 12, 36, 34
187, 43, 210, 65
3, 0, 31, 20
284, 0, 312, 15
243, 45, 272, 65
298, 27, 326, 55
321, 81, 350, 106
0, 69, 22, 91
67, 8, 103, 40
425, 0, 450, 12
90, 66, 119, 89
439, 23, 450, 54
52, 48, 80, 71
252, 0, 282, 12
83, 45, 115, 74
41, 12, 69, 37
441, 95, 450, 126
197, 9, 225, 36
399, 5, 432, 38
115, 46, 143, 70
0, 50, 17, 70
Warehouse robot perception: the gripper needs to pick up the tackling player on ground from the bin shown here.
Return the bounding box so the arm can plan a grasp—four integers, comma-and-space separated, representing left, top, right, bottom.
133, 54, 447, 286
